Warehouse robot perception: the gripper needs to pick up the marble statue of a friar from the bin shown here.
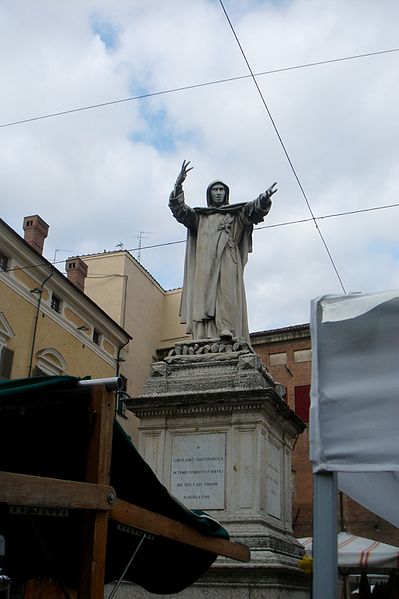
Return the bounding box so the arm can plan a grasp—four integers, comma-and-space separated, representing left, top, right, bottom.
169, 160, 277, 343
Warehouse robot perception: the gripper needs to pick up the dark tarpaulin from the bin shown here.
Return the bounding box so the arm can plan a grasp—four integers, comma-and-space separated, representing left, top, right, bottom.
0, 376, 229, 595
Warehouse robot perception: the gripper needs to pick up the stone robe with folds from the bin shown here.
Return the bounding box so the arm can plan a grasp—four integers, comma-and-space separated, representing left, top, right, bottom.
169, 188, 271, 342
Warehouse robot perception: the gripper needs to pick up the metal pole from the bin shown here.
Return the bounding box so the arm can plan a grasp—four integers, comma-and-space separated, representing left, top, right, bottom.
312, 471, 338, 599
107, 535, 147, 599
77, 377, 124, 391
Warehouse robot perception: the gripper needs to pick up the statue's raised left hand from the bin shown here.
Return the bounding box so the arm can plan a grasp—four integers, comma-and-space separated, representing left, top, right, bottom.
259, 182, 277, 209
263, 182, 277, 199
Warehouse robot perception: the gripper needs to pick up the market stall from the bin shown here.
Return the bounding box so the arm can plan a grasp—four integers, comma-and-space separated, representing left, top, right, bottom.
0, 376, 249, 598
299, 532, 399, 597
299, 532, 399, 570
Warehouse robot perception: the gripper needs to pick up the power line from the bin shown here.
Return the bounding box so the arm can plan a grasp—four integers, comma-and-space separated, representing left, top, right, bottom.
4, 201, 399, 275
1, 48, 398, 129
218, 0, 347, 294
257, 201, 399, 230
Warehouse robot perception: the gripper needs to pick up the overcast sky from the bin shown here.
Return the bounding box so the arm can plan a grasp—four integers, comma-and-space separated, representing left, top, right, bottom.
1, 0, 399, 332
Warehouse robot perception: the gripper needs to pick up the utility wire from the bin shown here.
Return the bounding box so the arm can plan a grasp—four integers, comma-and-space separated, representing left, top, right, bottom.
0, 48, 398, 129
218, 0, 347, 293
4, 201, 399, 275
257, 201, 399, 229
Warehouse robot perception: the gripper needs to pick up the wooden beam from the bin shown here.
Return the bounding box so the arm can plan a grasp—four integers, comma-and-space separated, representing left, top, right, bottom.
110, 499, 250, 563
79, 385, 116, 599
0, 471, 115, 511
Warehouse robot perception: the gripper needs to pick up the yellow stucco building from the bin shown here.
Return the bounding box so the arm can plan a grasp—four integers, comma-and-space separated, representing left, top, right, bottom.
0, 215, 134, 436
81, 250, 188, 399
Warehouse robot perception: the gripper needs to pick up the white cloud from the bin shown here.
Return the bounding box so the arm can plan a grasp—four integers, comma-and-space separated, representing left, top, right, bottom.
1, 0, 399, 333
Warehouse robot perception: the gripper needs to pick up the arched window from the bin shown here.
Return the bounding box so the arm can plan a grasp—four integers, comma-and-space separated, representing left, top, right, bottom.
34, 348, 67, 377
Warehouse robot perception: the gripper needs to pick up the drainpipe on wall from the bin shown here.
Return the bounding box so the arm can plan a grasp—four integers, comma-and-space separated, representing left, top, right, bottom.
116, 338, 130, 378
120, 274, 128, 329
115, 338, 131, 418
28, 266, 54, 377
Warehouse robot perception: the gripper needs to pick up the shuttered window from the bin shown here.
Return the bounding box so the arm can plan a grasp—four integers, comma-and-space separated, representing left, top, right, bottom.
0, 346, 14, 379
51, 294, 62, 314
0, 252, 9, 272
294, 384, 311, 423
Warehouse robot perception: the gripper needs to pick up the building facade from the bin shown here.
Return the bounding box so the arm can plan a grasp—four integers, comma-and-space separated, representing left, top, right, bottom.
251, 325, 313, 539
0, 216, 133, 435
81, 250, 188, 393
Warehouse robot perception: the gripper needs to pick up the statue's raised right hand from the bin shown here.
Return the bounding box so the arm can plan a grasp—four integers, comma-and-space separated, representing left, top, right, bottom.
175, 160, 193, 188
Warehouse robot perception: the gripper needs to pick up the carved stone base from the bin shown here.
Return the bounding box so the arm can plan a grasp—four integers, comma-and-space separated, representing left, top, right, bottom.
105, 563, 310, 598
142, 338, 285, 398
125, 342, 309, 598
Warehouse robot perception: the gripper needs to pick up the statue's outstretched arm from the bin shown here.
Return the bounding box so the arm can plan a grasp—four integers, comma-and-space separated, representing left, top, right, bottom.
169, 160, 198, 230
242, 181, 277, 225
259, 182, 277, 210
174, 160, 194, 192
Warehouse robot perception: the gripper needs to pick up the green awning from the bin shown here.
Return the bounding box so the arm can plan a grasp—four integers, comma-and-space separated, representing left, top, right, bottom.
0, 376, 230, 594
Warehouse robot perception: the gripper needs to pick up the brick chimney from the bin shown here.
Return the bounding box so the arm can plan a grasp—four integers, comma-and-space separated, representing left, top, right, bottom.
23, 215, 49, 255
65, 257, 88, 293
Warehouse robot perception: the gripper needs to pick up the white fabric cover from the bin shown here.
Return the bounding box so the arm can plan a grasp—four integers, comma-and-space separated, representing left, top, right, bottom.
338, 472, 399, 528
299, 532, 399, 569
310, 290, 399, 526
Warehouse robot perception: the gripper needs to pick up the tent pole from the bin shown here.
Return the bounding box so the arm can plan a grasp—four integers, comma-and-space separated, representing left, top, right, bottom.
107, 534, 147, 599
313, 471, 338, 599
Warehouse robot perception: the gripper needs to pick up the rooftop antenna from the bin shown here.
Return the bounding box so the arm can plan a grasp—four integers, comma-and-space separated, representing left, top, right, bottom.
136, 231, 154, 263
53, 249, 74, 264
116, 242, 124, 251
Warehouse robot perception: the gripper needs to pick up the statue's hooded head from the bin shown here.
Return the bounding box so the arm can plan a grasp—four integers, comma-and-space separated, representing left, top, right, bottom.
206, 180, 230, 207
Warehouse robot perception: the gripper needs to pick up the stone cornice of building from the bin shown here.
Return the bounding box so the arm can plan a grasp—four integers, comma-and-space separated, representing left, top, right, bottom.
0, 219, 131, 347
129, 388, 305, 437
250, 323, 310, 345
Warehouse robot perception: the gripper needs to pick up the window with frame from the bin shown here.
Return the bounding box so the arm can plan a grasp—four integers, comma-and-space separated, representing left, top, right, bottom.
51, 294, 62, 314
0, 251, 9, 272
294, 385, 311, 423
294, 349, 312, 363
93, 328, 101, 345
0, 313, 15, 379
34, 348, 67, 376
269, 352, 287, 366
0, 345, 14, 379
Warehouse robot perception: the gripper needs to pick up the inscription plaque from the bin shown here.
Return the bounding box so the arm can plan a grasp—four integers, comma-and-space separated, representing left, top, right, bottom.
171, 433, 225, 509
267, 442, 282, 519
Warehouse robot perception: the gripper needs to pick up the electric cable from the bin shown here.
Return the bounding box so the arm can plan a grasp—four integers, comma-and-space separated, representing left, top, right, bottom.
218, 0, 347, 293
3, 201, 399, 276
256, 201, 399, 230
0, 48, 398, 129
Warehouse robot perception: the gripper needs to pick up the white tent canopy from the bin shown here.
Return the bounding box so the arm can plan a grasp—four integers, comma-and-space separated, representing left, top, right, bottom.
310, 290, 399, 527
299, 532, 399, 570
309, 290, 399, 598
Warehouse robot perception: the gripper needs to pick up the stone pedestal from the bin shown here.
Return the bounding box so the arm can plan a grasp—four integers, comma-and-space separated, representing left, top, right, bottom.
125, 339, 309, 598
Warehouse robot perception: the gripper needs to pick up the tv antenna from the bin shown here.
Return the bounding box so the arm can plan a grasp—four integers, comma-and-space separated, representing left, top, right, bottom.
136, 231, 155, 263
53, 249, 74, 264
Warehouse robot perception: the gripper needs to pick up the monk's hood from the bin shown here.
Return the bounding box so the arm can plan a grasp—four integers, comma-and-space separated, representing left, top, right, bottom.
206, 180, 230, 207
